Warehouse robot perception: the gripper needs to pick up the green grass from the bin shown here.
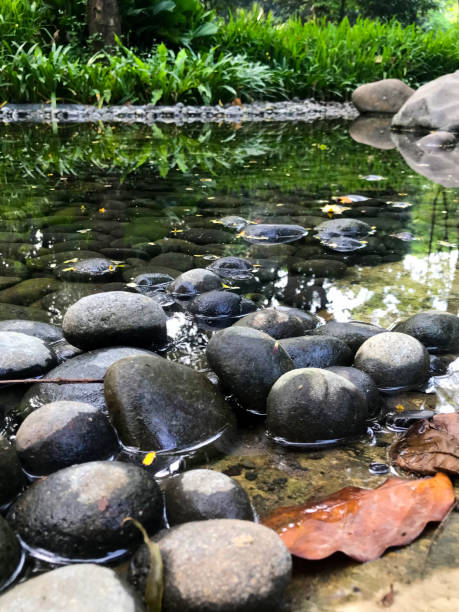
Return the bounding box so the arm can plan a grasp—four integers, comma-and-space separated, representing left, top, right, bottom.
215, 8, 459, 99
0, 4, 458, 104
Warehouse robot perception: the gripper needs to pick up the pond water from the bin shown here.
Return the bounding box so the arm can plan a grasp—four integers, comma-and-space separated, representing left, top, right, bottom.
1, 117, 459, 609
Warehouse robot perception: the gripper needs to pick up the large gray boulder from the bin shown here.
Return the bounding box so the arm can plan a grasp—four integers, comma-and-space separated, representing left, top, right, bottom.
352, 79, 414, 114
392, 70, 459, 131
0, 564, 144, 612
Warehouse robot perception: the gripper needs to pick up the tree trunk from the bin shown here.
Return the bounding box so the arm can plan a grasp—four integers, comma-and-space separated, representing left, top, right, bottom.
87, 0, 121, 48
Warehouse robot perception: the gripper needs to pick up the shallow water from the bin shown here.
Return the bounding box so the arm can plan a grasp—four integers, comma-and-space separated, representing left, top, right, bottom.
1, 117, 459, 607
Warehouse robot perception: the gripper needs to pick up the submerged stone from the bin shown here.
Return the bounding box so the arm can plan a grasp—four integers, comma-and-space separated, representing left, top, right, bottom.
104, 355, 236, 452
15, 401, 119, 475
131, 519, 291, 612
188, 290, 256, 319
208, 256, 254, 280
267, 368, 368, 444
164, 469, 254, 525
62, 291, 167, 350
239, 223, 307, 244
55, 258, 121, 282
168, 268, 222, 297
206, 327, 294, 414
8, 461, 163, 561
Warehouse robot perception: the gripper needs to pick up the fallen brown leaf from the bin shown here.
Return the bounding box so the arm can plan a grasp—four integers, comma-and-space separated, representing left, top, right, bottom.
262, 473, 454, 562
391, 413, 459, 475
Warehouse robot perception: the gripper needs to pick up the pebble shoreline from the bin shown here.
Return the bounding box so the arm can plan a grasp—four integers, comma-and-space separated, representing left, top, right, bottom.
0, 100, 359, 124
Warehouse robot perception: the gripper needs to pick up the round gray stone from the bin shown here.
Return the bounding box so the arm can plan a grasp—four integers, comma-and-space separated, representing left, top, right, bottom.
0, 515, 22, 591
0, 331, 57, 380
354, 332, 430, 390
233, 308, 305, 339
352, 79, 414, 113
55, 258, 121, 282
279, 336, 353, 369
62, 291, 167, 350
7, 461, 164, 561
164, 469, 254, 525
18, 346, 155, 420
15, 401, 119, 475
392, 311, 459, 354
104, 355, 235, 453
267, 368, 368, 444
132, 519, 291, 612
168, 268, 222, 297
206, 327, 294, 414
0, 564, 144, 612
0, 319, 63, 343
188, 290, 256, 319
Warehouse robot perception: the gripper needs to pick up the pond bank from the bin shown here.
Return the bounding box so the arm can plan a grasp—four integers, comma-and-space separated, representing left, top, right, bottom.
0, 100, 358, 125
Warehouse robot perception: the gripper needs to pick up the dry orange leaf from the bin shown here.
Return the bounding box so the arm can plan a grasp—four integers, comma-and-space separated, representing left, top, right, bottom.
262, 472, 454, 562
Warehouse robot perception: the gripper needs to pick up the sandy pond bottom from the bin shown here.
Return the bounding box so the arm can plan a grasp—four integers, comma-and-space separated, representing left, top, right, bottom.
0, 113, 459, 610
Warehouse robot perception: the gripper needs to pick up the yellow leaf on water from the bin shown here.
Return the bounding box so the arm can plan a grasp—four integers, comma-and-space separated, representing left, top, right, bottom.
99, 207, 106, 213
77, 229, 91, 234
143, 451, 157, 466
62, 267, 76, 272
63, 258, 79, 264
396, 404, 405, 412
126, 282, 137, 288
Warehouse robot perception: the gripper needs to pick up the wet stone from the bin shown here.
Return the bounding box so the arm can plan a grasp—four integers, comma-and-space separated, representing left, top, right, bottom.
7, 461, 164, 561
0, 277, 59, 306
206, 327, 294, 414
15, 401, 119, 476
309, 320, 386, 354
18, 346, 155, 420
207, 256, 254, 280
288, 258, 348, 278
150, 252, 195, 272
104, 355, 236, 453
0, 331, 57, 380
26, 250, 102, 272
164, 469, 254, 525
187, 290, 256, 319
327, 365, 381, 419
0, 319, 63, 343
0, 436, 25, 506
168, 268, 222, 297
266, 368, 368, 444
234, 308, 305, 339
55, 258, 121, 282
393, 310, 459, 354
131, 519, 291, 612
279, 336, 353, 369
240, 223, 307, 245
0, 259, 28, 278
0, 515, 22, 591
0, 564, 143, 612
62, 291, 167, 350
273, 306, 322, 331
133, 272, 175, 295
0, 302, 50, 323
354, 332, 431, 391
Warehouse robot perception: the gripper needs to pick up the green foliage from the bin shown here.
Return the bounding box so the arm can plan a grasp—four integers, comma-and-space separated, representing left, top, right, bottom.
119, 0, 219, 47
0, 40, 284, 104
215, 7, 459, 98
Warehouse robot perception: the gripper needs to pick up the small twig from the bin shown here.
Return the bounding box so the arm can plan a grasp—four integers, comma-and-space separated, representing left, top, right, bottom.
0, 378, 104, 385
